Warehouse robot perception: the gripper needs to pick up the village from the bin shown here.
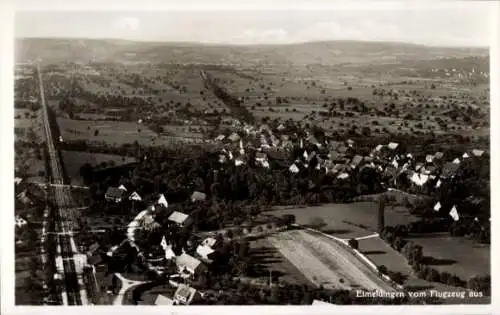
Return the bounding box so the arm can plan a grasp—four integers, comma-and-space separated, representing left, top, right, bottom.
11, 11, 491, 305
13, 116, 490, 305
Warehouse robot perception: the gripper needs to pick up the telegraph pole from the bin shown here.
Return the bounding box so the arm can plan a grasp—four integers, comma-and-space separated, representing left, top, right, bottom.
378, 196, 386, 233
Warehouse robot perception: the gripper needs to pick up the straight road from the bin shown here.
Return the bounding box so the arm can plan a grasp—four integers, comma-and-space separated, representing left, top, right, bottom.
37, 64, 87, 305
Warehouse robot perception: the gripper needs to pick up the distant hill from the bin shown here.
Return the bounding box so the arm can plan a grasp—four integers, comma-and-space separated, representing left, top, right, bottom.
15, 38, 489, 66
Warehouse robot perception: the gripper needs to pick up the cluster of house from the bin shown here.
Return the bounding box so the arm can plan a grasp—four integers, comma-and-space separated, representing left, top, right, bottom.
101, 188, 214, 305
213, 122, 488, 223
154, 284, 201, 306
431, 67, 489, 79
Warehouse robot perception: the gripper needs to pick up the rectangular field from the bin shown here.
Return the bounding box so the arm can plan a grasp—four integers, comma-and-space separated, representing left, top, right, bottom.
269, 202, 419, 239
57, 118, 157, 145
408, 235, 490, 280
268, 230, 393, 291
248, 236, 312, 287
61, 150, 137, 185
57, 117, 207, 147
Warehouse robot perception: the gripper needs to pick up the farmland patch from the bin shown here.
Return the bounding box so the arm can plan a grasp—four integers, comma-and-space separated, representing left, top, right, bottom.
269, 202, 419, 239
61, 150, 136, 185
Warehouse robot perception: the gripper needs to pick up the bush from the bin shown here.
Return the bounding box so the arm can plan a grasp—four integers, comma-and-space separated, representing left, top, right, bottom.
467, 275, 491, 296
387, 271, 405, 285
378, 265, 388, 275
348, 238, 359, 250
281, 214, 296, 226
425, 268, 440, 282
309, 217, 326, 229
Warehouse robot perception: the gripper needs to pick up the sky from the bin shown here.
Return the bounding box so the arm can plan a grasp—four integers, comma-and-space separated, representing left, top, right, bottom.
13, 1, 495, 47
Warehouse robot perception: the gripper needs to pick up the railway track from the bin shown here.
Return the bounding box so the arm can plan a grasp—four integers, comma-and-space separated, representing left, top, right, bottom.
37, 64, 86, 305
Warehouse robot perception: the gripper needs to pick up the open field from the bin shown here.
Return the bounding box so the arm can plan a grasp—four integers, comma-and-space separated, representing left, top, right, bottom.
58, 117, 157, 145
269, 203, 490, 295
357, 236, 490, 303
206, 63, 489, 137
408, 234, 490, 281
268, 229, 394, 291
61, 150, 136, 185
14, 109, 39, 128
269, 202, 419, 239
57, 117, 205, 147
248, 236, 314, 287
20, 39, 488, 142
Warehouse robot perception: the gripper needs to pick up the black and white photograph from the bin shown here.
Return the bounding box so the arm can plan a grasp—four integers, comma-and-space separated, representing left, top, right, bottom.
3, 0, 497, 310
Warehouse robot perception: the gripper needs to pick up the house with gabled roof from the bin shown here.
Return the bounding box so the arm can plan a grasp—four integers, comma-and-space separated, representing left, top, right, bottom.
350, 155, 363, 169
434, 151, 444, 160
337, 172, 350, 180
155, 294, 175, 305
289, 163, 300, 174
191, 191, 206, 202
218, 153, 227, 164
105, 187, 126, 203
409, 172, 430, 187
388, 142, 399, 150
472, 149, 485, 157
312, 299, 333, 305
440, 162, 460, 179
174, 284, 200, 305
227, 132, 240, 142
234, 156, 245, 167
175, 253, 207, 278
255, 152, 270, 168
129, 191, 142, 201
373, 144, 384, 153
196, 244, 216, 264
168, 211, 193, 228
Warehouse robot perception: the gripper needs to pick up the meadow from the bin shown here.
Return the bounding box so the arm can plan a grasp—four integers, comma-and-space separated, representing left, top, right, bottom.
269, 202, 419, 239
408, 234, 490, 281
61, 150, 137, 185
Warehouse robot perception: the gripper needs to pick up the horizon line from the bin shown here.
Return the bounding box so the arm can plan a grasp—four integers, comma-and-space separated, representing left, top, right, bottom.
15, 36, 490, 50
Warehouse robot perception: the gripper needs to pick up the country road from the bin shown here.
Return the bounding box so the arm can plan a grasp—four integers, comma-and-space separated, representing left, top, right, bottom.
37, 64, 87, 305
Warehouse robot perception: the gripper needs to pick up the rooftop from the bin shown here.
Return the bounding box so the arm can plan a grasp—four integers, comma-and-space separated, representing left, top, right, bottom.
168, 211, 190, 224
176, 253, 202, 272
105, 187, 125, 198
155, 294, 174, 305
